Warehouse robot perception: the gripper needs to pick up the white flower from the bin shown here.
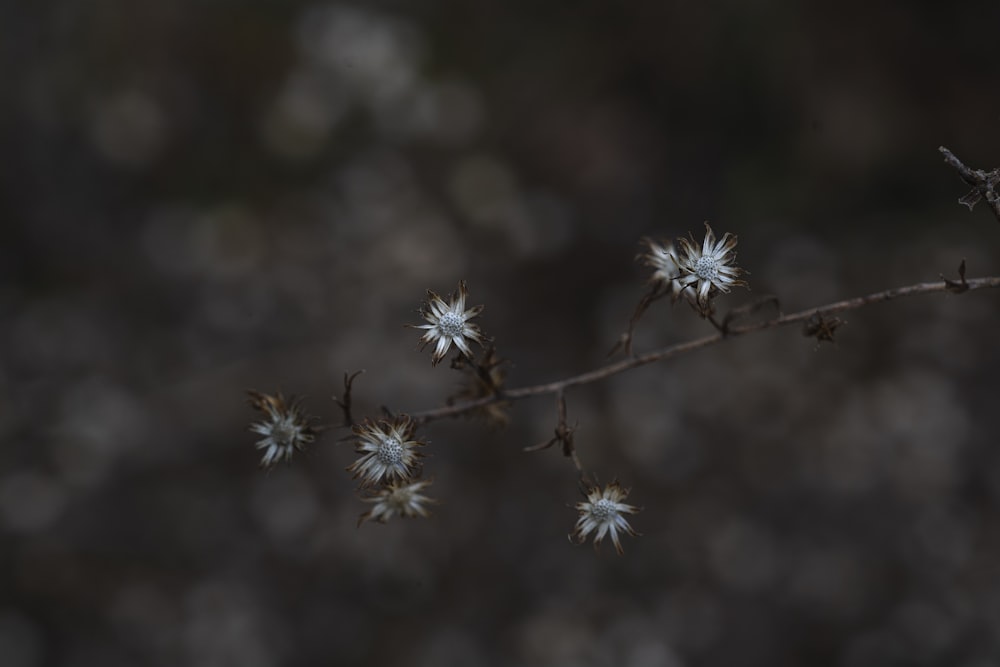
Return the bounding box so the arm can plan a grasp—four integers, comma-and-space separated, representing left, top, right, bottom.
674, 222, 747, 307
412, 281, 485, 365
358, 479, 437, 526
347, 416, 425, 486
641, 238, 697, 303
247, 391, 317, 467
572, 480, 640, 555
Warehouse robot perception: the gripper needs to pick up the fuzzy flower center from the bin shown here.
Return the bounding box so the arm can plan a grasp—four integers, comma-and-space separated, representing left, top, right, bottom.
693, 255, 720, 281
591, 498, 617, 521
385, 488, 413, 510
270, 419, 299, 447
438, 312, 465, 337
376, 437, 405, 465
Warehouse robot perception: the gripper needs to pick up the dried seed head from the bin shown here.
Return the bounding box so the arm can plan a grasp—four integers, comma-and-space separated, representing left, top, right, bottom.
357, 479, 437, 526
411, 281, 486, 366
640, 238, 697, 303
449, 346, 510, 427
347, 416, 425, 486
572, 480, 640, 555
804, 313, 844, 344
674, 222, 748, 308
247, 391, 318, 467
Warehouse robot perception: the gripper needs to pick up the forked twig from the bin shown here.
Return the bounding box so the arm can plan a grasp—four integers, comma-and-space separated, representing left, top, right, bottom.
940, 146, 1000, 222
333, 370, 365, 428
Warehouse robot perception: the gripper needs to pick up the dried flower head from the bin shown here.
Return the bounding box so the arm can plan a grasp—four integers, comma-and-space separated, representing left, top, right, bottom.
572, 480, 640, 555
640, 238, 697, 303
247, 391, 318, 467
358, 479, 437, 526
674, 222, 747, 307
804, 313, 844, 344
348, 415, 425, 486
412, 281, 486, 365
449, 346, 510, 427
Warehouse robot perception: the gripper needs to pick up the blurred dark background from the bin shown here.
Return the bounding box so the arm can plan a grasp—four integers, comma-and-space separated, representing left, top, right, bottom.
3, 1, 1000, 665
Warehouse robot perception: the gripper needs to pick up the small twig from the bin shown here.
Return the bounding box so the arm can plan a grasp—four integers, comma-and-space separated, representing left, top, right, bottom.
409, 275, 1000, 424
609, 282, 670, 357
333, 370, 365, 428
706, 312, 728, 335
939, 146, 1000, 223
524, 391, 584, 473
941, 258, 969, 294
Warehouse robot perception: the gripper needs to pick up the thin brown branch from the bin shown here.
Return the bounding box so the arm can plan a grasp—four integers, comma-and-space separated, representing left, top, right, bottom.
608, 282, 670, 357
333, 370, 365, 428
522, 391, 585, 473
409, 275, 1000, 423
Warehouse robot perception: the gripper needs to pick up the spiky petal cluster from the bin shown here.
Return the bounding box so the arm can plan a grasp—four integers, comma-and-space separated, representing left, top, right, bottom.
247, 391, 318, 467
412, 281, 485, 365
572, 480, 640, 555
674, 222, 747, 307
347, 416, 425, 486
640, 238, 697, 303
358, 479, 437, 526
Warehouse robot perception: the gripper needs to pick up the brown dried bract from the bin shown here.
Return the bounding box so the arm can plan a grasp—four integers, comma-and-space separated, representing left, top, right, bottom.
942, 258, 969, 294
803, 313, 844, 344
449, 345, 510, 427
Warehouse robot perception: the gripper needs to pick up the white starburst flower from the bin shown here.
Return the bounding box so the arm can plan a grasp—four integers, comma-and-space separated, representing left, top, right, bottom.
358, 479, 437, 526
347, 416, 425, 486
640, 238, 697, 303
247, 391, 317, 467
572, 480, 640, 555
674, 222, 747, 307
411, 281, 485, 366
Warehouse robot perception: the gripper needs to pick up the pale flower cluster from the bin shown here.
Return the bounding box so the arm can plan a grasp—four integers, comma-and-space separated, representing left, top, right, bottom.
642, 221, 747, 311
345, 415, 438, 525
249, 278, 650, 544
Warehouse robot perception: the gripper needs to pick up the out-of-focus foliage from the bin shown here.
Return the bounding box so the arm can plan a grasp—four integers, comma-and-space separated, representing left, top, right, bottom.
2, 1, 1000, 665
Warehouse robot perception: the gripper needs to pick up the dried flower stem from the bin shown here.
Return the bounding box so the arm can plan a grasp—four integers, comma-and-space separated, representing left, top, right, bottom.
410, 275, 1000, 424
939, 146, 1000, 222
333, 370, 365, 428
524, 390, 584, 473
